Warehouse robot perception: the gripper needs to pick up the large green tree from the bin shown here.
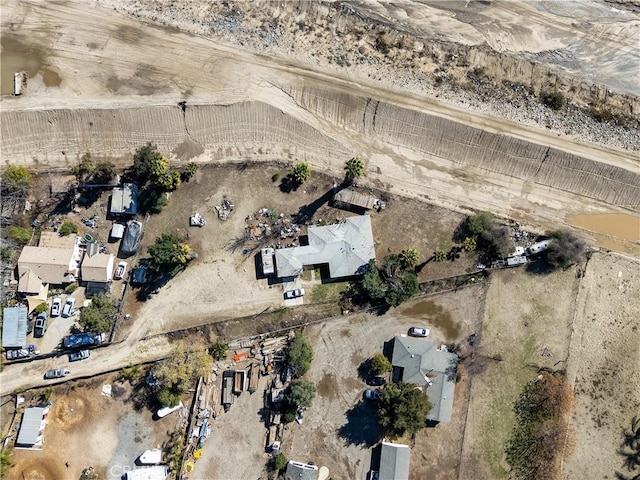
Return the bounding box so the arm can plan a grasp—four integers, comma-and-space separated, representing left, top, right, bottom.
1, 165, 33, 196
463, 211, 514, 260
282, 380, 316, 423
362, 255, 419, 307
78, 294, 117, 333
154, 341, 212, 407
377, 381, 433, 439
544, 229, 586, 268
147, 234, 193, 277
344, 156, 365, 182
286, 333, 313, 378
371, 353, 392, 376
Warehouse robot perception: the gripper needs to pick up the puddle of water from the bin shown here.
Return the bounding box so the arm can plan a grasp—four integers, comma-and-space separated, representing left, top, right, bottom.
401, 300, 461, 341
1, 35, 61, 95
566, 213, 640, 256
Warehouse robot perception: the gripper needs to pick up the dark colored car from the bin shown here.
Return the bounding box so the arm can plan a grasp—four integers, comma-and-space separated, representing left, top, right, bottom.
364, 389, 382, 400
367, 376, 387, 386
69, 349, 90, 362
44, 368, 70, 379
34, 312, 48, 338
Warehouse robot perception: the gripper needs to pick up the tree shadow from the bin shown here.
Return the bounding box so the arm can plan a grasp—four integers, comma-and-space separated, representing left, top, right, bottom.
291, 187, 336, 225
337, 401, 383, 447
127, 378, 158, 412
279, 174, 299, 193
357, 358, 373, 382
525, 259, 557, 276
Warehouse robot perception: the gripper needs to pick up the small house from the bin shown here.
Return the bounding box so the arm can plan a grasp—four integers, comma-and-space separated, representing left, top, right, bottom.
16, 406, 49, 448
81, 251, 114, 296
391, 336, 458, 423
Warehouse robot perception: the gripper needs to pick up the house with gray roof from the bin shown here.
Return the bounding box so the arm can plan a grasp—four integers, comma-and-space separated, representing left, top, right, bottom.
2, 306, 28, 348
379, 441, 410, 480
391, 336, 458, 423
275, 215, 375, 279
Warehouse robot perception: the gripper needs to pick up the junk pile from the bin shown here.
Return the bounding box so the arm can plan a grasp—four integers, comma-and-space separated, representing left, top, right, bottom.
189, 213, 207, 227
244, 207, 301, 245
215, 199, 234, 221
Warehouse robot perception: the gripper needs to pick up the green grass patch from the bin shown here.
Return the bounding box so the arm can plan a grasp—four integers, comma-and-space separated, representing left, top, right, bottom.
310, 282, 346, 304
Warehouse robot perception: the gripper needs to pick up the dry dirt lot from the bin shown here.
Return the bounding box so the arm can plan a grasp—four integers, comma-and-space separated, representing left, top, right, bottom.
564, 252, 640, 480
459, 264, 579, 480
280, 285, 485, 480
119, 163, 474, 341
6, 373, 176, 480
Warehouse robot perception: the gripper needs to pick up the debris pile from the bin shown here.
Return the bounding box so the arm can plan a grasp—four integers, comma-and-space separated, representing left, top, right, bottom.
244, 207, 301, 246
189, 212, 207, 227
215, 198, 234, 221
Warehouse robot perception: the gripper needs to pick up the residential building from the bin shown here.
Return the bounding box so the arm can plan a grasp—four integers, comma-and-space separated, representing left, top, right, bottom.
275, 215, 375, 279
81, 250, 114, 296
391, 336, 458, 423
17, 236, 81, 289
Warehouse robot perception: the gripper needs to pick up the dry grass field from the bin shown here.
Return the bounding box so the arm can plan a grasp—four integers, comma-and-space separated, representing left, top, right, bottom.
459, 266, 579, 480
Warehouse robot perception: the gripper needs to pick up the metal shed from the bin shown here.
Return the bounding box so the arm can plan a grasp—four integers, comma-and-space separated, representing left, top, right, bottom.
16, 406, 48, 448
2, 306, 28, 348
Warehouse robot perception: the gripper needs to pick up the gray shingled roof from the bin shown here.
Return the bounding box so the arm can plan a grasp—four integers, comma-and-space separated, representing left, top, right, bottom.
2, 306, 28, 348
379, 441, 410, 480
275, 215, 375, 278
391, 336, 458, 422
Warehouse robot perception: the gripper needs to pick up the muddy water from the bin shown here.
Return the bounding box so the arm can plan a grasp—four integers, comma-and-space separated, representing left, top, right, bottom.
400, 300, 461, 341
566, 213, 640, 256
0, 35, 61, 95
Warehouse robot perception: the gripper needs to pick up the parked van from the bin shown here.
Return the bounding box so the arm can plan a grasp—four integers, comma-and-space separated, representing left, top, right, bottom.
62, 297, 76, 318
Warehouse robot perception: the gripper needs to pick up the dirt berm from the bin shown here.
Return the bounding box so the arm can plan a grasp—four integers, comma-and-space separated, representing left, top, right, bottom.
3, 86, 639, 212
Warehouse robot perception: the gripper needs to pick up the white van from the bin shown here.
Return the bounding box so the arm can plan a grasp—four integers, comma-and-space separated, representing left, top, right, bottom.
62, 297, 76, 318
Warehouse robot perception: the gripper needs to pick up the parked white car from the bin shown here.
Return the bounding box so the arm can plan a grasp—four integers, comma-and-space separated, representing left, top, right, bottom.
408, 327, 430, 337
62, 297, 76, 318
50, 297, 62, 317
114, 261, 128, 280
284, 288, 305, 299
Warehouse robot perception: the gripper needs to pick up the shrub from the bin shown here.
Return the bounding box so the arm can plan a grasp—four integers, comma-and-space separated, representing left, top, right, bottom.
1, 165, 33, 195
589, 106, 614, 123
271, 172, 281, 182
33, 303, 47, 314
286, 334, 313, 378
371, 353, 391, 376
65, 283, 78, 294
291, 162, 311, 184
210, 342, 229, 361
7, 226, 30, 245
59, 220, 78, 236
540, 90, 565, 110
274, 453, 288, 471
